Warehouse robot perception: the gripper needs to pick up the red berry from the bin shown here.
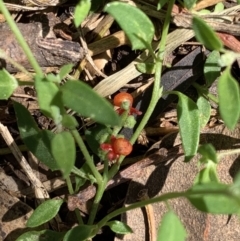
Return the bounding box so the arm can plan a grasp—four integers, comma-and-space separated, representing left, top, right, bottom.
112, 138, 132, 156
100, 143, 113, 152
113, 93, 133, 108
107, 151, 118, 161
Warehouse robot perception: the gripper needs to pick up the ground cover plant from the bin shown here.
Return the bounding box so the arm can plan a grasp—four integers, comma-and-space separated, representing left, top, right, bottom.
1, 0, 240, 240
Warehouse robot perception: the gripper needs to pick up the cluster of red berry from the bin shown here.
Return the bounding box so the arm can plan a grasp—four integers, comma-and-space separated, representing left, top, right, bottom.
100, 136, 132, 161
100, 92, 141, 162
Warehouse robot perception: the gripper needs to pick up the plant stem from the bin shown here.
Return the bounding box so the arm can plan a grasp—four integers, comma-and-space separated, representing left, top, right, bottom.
130, 0, 174, 145
192, 82, 219, 104
66, 176, 74, 194
112, 110, 129, 136
107, 0, 175, 181
0, 0, 43, 77
66, 176, 84, 225
95, 188, 232, 231
218, 148, 240, 159
87, 178, 107, 225
71, 130, 102, 184
71, 166, 96, 182
0, 49, 33, 76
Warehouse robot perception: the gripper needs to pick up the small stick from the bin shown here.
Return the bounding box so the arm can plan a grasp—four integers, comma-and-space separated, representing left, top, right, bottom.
0, 122, 62, 229
138, 189, 157, 241
217, 32, 240, 53
0, 123, 49, 199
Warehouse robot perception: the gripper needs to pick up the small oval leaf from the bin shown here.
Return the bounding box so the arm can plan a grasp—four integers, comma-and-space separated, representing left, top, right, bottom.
51, 132, 76, 178
194, 164, 219, 184
61, 80, 120, 126
218, 67, 240, 130
27, 199, 63, 227
184, 0, 197, 9
192, 16, 223, 51
59, 64, 74, 80
63, 225, 96, 241
0, 69, 18, 100
188, 183, 240, 214
196, 95, 211, 129
16, 230, 64, 241
219, 51, 239, 67
104, 2, 154, 50
74, 0, 91, 27
198, 144, 218, 164
204, 50, 221, 87
106, 220, 133, 234
62, 114, 79, 129
157, 210, 187, 241
13, 102, 58, 170
136, 63, 156, 74
214, 2, 224, 12
35, 75, 65, 125
174, 92, 200, 161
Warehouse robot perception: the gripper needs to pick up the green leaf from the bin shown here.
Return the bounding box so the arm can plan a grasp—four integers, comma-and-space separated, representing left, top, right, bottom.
27, 199, 63, 227
61, 80, 120, 126
35, 76, 65, 124
63, 225, 96, 241
192, 16, 223, 51
198, 144, 218, 164
104, 2, 154, 50
136, 63, 156, 74
74, 0, 91, 27
13, 102, 58, 170
194, 163, 219, 184
219, 51, 239, 67
188, 183, 240, 214
85, 124, 111, 155
214, 2, 224, 12
233, 172, 240, 190
204, 50, 221, 87
106, 221, 133, 234
62, 114, 79, 129
59, 64, 74, 80
184, 0, 197, 9
35, 76, 58, 117
199, 9, 211, 15
157, 0, 168, 10
218, 67, 240, 130
0, 69, 18, 99
76, 163, 96, 184
157, 210, 187, 241
231, 172, 240, 200
51, 132, 76, 178
196, 95, 211, 129
74, 175, 86, 192
16, 230, 65, 241
174, 92, 200, 161
46, 73, 60, 83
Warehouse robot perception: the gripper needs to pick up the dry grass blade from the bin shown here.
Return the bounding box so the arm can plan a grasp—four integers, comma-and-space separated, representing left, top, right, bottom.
94, 4, 240, 97
193, 0, 224, 11
173, 5, 240, 36
0, 123, 49, 199
93, 29, 194, 97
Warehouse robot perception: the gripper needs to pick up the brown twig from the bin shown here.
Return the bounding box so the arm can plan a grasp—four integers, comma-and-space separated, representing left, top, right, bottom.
138, 189, 157, 241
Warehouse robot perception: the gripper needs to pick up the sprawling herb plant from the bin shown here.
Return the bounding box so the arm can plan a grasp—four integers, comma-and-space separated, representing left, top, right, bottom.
0, 0, 240, 240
